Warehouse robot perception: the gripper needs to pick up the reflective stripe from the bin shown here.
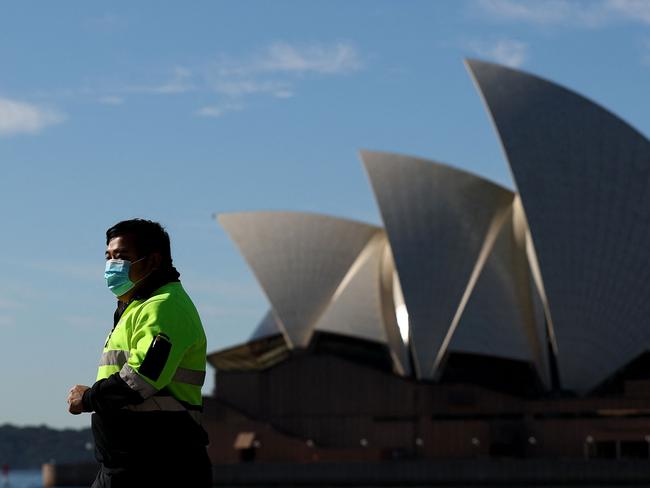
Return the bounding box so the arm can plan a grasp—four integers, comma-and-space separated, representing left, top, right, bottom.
124, 397, 202, 424
126, 396, 185, 412
173, 367, 205, 386
99, 350, 130, 367
119, 364, 158, 398
113, 358, 203, 389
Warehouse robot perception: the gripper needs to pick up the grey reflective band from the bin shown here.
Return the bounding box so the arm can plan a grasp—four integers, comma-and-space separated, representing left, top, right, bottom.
173, 367, 206, 386
125, 396, 185, 412
124, 397, 202, 424
119, 364, 158, 399
99, 349, 130, 367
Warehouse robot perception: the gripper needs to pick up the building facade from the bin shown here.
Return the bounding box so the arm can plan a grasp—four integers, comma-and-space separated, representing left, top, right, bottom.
205, 59, 650, 464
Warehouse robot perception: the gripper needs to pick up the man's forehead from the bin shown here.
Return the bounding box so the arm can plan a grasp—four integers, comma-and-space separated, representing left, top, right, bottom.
107, 234, 137, 251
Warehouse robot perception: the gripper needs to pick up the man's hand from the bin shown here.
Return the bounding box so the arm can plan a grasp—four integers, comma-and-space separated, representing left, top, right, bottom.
67, 385, 89, 415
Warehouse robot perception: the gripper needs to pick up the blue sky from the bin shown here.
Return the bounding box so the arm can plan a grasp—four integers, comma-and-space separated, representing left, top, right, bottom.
1, 0, 650, 428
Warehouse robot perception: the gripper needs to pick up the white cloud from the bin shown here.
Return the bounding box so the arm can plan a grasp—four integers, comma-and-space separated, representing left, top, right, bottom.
213, 79, 294, 99
194, 103, 243, 118
98, 95, 124, 105
274, 89, 294, 99
129, 66, 195, 95
154, 67, 194, 94
468, 39, 529, 67
606, 0, 650, 23
195, 106, 226, 118
218, 41, 363, 76
89, 41, 362, 119
0, 97, 66, 136
192, 41, 362, 118
474, 0, 650, 27
259, 41, 362, 74
475, 0, 574, 24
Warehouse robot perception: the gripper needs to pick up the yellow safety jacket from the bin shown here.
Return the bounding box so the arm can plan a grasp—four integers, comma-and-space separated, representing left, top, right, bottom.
96, 282, 207, 415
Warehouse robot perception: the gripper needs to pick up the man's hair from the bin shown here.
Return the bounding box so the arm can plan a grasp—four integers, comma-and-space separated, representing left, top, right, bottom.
106, 219, 173, 266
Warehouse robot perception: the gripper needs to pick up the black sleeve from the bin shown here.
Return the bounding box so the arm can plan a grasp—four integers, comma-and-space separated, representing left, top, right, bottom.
82, 372, 144, 413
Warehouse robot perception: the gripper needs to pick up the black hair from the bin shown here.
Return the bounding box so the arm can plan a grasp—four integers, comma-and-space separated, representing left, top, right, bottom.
106, 218, 173, 267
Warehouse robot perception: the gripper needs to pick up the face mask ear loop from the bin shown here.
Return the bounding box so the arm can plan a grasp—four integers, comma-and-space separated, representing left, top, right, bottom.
130, 255, 157, 288
130, 256, 147, 266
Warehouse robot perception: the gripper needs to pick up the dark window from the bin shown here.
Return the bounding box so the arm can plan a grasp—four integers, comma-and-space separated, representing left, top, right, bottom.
620, 441, 648, 459
594, 441, 617, 459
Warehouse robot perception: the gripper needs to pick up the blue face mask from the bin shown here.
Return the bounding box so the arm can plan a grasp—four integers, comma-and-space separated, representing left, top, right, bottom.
104, 257, 146, 297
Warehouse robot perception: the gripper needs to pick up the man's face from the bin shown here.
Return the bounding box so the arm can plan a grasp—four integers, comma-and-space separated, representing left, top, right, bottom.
105, 234, 152, 297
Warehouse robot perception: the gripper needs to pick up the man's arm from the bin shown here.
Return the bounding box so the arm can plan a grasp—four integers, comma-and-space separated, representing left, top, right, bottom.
81, 373, 145, 413
67, 373, 145, 415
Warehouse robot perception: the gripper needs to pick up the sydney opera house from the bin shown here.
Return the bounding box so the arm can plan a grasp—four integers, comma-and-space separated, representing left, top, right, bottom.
202, 60, 650, 467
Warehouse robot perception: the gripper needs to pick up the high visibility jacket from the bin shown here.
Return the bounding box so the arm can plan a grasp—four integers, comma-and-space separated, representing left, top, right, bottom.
83, 280, 210, 470
96, 282, 207, 412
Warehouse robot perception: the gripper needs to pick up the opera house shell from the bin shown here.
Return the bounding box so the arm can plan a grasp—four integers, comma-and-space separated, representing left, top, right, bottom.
204, 60, 650, 465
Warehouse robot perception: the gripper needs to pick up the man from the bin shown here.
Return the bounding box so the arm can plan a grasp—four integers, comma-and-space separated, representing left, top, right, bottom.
67, 219, 212, 487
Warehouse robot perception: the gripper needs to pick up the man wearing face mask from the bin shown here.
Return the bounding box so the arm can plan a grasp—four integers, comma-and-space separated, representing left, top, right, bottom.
66, 219, 212, 488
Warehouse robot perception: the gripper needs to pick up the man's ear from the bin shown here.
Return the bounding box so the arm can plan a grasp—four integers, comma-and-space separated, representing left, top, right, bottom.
150, 252, 163, 270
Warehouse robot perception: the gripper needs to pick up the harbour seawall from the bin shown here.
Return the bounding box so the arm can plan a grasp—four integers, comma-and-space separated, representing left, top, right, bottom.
43, 459, 650, 486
